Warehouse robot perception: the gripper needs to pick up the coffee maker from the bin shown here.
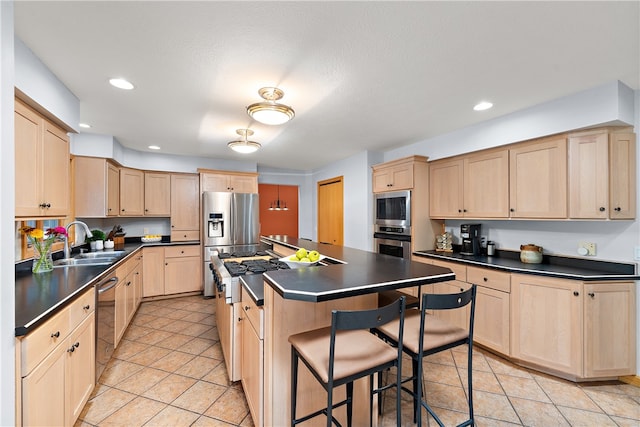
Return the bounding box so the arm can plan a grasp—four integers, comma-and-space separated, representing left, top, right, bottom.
460, 224, 481, 255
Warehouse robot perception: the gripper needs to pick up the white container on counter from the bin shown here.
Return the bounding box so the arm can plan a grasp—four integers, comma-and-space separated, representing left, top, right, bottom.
520, 244, 543, 264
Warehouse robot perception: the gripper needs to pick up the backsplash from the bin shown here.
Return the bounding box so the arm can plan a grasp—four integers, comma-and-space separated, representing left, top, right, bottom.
76, 217, 171, 245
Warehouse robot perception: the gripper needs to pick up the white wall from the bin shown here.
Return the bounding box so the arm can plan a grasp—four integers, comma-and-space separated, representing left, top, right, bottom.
1, 2, 15, 424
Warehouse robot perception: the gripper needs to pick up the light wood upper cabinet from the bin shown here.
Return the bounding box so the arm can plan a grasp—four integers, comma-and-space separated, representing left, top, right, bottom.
15, 98, 70, 217
609, 132, 636, 219
372, 157, 418, 193
200, 171, 258, 193
509, 135, 568, 218
430, 149, 509, 218
568, 129, 636, 219
171, 174, 200, 241
119, 167, 144, 216
144, 172, 171, 216
75, 157, 120, 217
429, 158, 463, 218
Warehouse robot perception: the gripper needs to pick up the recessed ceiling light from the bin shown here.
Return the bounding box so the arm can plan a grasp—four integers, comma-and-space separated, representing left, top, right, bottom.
78, 123, 91, 129
473, 101, 493, 111
148, 145, 161, 150
109, 78, 135, 90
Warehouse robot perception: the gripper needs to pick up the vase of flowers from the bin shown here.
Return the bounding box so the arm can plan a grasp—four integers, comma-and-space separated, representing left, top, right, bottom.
21, 226, 68, 273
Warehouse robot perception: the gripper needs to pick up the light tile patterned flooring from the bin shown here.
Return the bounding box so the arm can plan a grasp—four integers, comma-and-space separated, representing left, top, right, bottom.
76, 295, 640, 426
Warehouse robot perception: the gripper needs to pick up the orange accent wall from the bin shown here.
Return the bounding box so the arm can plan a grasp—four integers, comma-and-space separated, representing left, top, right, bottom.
258, 184, 298, 238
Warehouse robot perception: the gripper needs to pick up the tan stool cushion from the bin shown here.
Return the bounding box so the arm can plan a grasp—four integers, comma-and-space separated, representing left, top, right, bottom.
289, 327, 398, 384
377, 309, 468, 354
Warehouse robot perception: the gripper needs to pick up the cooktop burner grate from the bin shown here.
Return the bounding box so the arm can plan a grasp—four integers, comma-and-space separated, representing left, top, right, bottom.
223, 257, 290, 276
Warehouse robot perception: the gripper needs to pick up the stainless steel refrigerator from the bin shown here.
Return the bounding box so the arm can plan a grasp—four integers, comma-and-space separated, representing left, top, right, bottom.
202, 191, 260, 296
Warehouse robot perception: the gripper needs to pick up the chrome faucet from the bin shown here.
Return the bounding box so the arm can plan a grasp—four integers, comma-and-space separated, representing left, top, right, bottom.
64, 221, 93, 259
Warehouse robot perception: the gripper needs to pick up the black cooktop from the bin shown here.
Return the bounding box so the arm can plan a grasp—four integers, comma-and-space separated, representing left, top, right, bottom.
224, 258, 290, 276
218, 250, 270, 260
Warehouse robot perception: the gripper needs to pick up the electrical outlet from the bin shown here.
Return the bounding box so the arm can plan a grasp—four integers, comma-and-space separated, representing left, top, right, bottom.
143, 228, 149, 235
578, 241, 596, 256
634, 246, 640, 260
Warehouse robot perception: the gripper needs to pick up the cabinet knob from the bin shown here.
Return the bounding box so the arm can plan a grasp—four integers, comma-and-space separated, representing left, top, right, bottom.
67, 342, 80, 353
588, 292, 595, 298
45, 203, 51, 208
615, 207, 622, 212
171, 225, 175, 228
51, 331, 60, 338
463, 209, 467, 212
83, 305, 90, 310
458, 209, 462, 213
599, 207, 605, 212
573, 291, 579, 296
244, 305, 250, 311
483, 277, 488, 282
126, 281, 131, 286
510, 208, 515, 212
121, 209, 125, 212
145, 209, 148, 212
165, 263, 168, 266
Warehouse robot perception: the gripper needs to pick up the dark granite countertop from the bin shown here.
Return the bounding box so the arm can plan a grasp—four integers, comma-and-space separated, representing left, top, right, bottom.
413, 249, 639, 281
240, 275, 265, 306
15, 239, 201, 336
252, 236, 454, 303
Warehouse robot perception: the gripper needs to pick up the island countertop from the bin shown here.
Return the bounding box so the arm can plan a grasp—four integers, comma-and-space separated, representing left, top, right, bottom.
257, 235, 454, 303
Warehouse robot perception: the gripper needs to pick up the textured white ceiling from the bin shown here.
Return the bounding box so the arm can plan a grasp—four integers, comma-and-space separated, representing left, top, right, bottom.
14, 1, 640, 171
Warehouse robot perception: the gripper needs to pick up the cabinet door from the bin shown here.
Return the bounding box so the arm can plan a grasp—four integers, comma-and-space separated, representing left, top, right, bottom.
107, 162, 120, 216
509, 136, 567, 218
474, 286, 510, 355
389, 164, 413, 190
241, 313, 264, 426
164, 256, 202, 295
568, 132, 609, 218
429, 159, 463, 218
66, 313, 95, 425
229, 174, 258, 193
201, 173, 230, 192
132, 258, 143, 310
120, 168, 144, 216
42, 121, 70, 216
22, 343, 66, 427
144, 172, 171, 216
511, 274, 582, 376
15, 101, 43, 217
171, 174, 200, 235
142, 247, 165, 297
464, 149, 509, 218
114, 280, 128, 347
372, 168, 392, 193
609, 133, 636, 219
427, 281, 470, 330
584, 282, 636, 378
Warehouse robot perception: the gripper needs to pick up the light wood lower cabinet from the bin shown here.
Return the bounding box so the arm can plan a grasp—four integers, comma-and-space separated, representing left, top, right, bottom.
142, 245, 202, 297
241, 287, 264, 426
19, 288, 95, 427
115, 253, 143, 347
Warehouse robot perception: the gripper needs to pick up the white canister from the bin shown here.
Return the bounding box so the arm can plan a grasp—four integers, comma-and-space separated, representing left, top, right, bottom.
90, 241, 97, 251
95, 240, 104, 250
104, 240, 114, 249
520, 244, 543, 264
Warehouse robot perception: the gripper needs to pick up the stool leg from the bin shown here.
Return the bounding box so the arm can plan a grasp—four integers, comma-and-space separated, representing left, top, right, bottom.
346, 381, 354, 427
412, 357, 419, 424
291, 348, 299, 427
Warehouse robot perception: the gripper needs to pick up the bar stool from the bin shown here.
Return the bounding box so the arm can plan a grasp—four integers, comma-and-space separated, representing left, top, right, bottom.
375, 285, 477, 427
289, 297, 406, 427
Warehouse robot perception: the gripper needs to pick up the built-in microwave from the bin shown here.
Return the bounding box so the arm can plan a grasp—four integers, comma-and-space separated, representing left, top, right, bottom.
374, 190, 411, 227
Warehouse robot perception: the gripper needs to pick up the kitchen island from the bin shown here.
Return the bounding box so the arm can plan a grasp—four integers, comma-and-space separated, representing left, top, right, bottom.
251, 236, 454, 426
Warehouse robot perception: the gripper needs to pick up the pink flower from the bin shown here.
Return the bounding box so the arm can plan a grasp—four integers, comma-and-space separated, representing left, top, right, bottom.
46, 226, 68, 238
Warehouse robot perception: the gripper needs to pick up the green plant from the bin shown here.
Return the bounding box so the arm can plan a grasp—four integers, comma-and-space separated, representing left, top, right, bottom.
85, 229, 106, 242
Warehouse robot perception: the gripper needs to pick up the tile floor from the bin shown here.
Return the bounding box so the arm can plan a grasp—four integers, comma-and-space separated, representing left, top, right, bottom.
77, 295, 640, 426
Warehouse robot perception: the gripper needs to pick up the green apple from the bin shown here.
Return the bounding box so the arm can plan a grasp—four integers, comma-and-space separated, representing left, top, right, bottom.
295, 248, 308, 260
289, 255, 298, 261
300, 257, 311, 262
308, 250, 320, 262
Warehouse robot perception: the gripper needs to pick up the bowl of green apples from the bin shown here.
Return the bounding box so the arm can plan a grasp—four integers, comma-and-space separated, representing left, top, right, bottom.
280, 248, 325, 268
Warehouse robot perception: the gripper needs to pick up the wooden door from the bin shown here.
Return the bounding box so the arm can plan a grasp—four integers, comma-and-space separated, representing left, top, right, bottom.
429, 158, 463, 218
119, 168, 144, 216
568, 132, 609, 218
509, 136, 567, 218
317, 176, 343, 246
609, 132, 636, 219
144, 172, 171, 216
583, 282, 636, 378
464, 149, 509, 218
15, 100, 43, 217
42, 121, 70, 216
511, 274, 582, 376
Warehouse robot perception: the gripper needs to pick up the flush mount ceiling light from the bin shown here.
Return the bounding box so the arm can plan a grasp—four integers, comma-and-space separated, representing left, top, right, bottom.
78, 123, 91, 129
109, 78, 135, 90
247, 87, 295, 125
148, 145, 161, 150
227, 129, 261, 154
473, 101, 493, 111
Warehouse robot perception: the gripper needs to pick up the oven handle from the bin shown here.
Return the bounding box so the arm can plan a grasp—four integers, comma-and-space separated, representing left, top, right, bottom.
373, 232, 411, 242
97, 276, 119, 294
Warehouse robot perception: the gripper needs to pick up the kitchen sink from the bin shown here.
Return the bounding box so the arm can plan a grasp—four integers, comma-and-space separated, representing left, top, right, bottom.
53, 258, 118, 267
75, 251, 126, 259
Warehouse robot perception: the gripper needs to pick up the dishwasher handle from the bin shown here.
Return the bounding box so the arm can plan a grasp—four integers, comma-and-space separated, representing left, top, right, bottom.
97, 276, 119, 294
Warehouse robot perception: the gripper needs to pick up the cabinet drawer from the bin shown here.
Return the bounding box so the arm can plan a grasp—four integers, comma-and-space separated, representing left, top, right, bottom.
68, 288, 95, 330
467, 266, 510, 293
21, 308, 70, 375
165, 245, 201, 258
171, 230, 200, 242
432, 259, 467, 282
241, 287, 263, 339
